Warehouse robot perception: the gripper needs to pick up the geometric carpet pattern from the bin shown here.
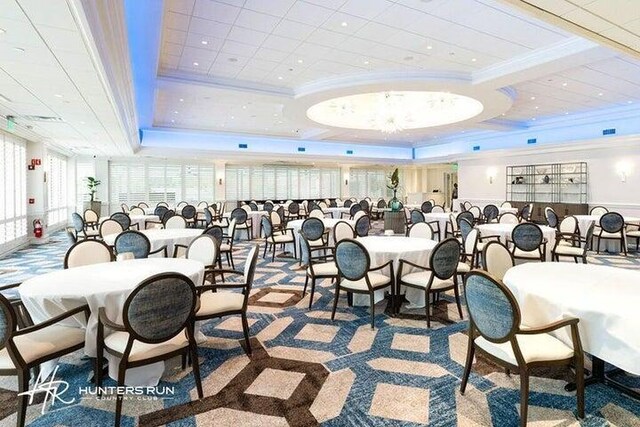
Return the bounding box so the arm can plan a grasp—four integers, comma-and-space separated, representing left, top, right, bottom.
0, 224, 639, 426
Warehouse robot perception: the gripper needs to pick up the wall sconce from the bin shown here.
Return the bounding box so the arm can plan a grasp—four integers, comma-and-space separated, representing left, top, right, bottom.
616, 160, 632, 183
487, 167, 497, 184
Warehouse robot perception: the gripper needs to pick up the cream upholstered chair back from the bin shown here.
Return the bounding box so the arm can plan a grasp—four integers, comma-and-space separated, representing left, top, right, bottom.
559, 216, 578, 234
589, 206, 608, 216
99, 219, 124, 238
432, 205, 445, 213
464, 228, 479, 257
333, 221, 355, 243
186, 234, 218, 267
270, 210, 281, 227
84, 209, 99, 223
64, 240, 112, 269
129, 206, 145, 216
498, 212, 519, 224
165, 215, 187, 229
309, 209, 324, 219
408, 222, 434, 240
353, 210, 366, 222
482, 241, 514, 281
500, 201, 512, 208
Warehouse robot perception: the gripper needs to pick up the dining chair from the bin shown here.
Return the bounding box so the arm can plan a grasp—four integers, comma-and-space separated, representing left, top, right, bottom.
355, 215, 371, 237
333, 239, 394, 329
129, 206, 145, 216
544, 207, 559, 229
261, 216, 296, 261
445, 213, 460, 239
110, 212, 132, 230
483, 204, 499, 223
508, 222, 547, 262
264, 201, 274, 212
407, 221, 434, 240
469, 206, 482, 223
83, 209, 99, 229
500, 201, 512, 208
481, 240, 514, 280
552, 222, 594, 264
96, 273, 202, 427
595, 212, 626, 255
248, 202, 259, 211
352, 210, 367, 223
461, 270, 584, 427
99, 219, 123, 239
195, 244, 259, 355
342, 203, 361, 219
72, 212, 100, 240
332, 220, 355, 245
165, 215, 187, 229
114, 230, 167, 259
557, 215, 580, 247
397, 238, 463, 327
589, 206, 608, 216
176, 201, 188, 211
343, 199, 352, 208
156, 202, 169, 208
154, 205, 169, 219
410, 209, 425, 224
308, 208, 325, 219
421, 201, 433, 213
181, 204, 197, 228
498, 212, 519, 224
64, 239, 113, 268
302, 217, 328, 249
138, 202, 149, 208
1, 295, 89, 427
373, 199, 387, 219
221, 218, 237, 268
300, 232, 338, 309
626, 222, 640, 251
183, 234, 220, 283
231, 207, 253, 240
120, 203, 129, 213
431, 205, 445, 213
359, 199, 370, 214
463, 201, 472, 210
286, 202, 302, 222
518, 203, 533, 222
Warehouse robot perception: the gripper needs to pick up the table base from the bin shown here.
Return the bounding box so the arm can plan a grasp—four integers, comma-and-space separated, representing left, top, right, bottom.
565, 357, 640, 401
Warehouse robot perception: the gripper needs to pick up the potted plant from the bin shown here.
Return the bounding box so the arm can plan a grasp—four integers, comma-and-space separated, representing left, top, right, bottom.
386, 168, 402, 211
84, 176, 102, 214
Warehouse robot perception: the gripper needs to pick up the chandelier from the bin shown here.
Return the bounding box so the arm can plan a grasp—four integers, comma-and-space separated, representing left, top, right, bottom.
370, 92, 410, 133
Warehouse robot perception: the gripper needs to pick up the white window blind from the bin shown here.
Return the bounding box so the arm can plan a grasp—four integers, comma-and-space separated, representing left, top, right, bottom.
76, 160, 95, 212
0, 133, 27, 251
350, 169, 389, 199
47, 152, 68, 226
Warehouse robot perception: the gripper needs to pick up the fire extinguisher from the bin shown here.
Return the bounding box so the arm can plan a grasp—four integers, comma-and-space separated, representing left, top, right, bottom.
33, 219, 43, 238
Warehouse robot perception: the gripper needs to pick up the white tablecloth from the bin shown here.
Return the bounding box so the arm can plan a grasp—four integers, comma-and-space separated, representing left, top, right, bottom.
286, 218, 355, 254
224, 211, 268, 239
101, 215, 159, 230
424, 212, 450, 239
477, 223, 556, 260
103, 228, 203, 257
355, 236, 437, 307
503, 263, 640, 375
574, 214, 640, 253
325, 207, 351, 218
19, 258, 205, 385
498, 207, 518, 215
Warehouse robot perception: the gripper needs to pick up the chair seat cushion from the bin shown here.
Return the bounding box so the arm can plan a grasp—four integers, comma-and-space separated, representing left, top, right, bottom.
341, 273, 390, 291
554, 245, 583, 256
84, 229, 99, 236
236, 223, 250, 229
197, 291, 244, 317
457, 262, 471, 273
308, 238, 324, 247
220, 243, 231, 252
513, 248, 541, 259
310, 261, 338, 276
400, 271, 454, 290
272, 234, 294, 243
0, 325, 85, 369
599, 231, 623, 239
104, 331, 188, 362
475, 333, 574, 365
626, 230, 640, 237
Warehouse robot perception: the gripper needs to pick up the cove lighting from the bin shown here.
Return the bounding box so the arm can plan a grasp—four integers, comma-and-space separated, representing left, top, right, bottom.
306, 91, 484, 133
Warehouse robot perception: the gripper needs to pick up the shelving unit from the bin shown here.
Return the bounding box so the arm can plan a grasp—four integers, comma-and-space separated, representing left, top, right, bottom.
506, 162, 588, 221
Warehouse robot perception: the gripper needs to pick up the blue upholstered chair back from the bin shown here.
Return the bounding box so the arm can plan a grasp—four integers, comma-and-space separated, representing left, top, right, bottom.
288, 202, 300, 214
600, 212, 624, 233
203, 225, 223, 245
276, 206, 285, 222
411, 209, 425, 224
264, 201, 274, 212
156, 202, 169, 208
359, 200, 369, 212
231, 207, 247, 224
162, 210, 175, 224
483, 204, 499, 222
111, 212, 131, 230
335, 239, 369, 281
72, 212, 85, 232
458, 218, 473, 242
182, 205, 197, 219
204, 208, 212, 225
512, 223, 543, 252
430, 238, 460, 280
329, 200, 337, 208
343, 200, 352, 208
299, 232, 312, 267
261, 216, 273, 238
155, 205, 169, 218
377, 199, 387, 208
0, 294, 16, 350
457, 211, 474, 226
302, 217, 324, 241
248, 202, 258, 211
124, 273, 196, 343
115, 230, 151, 259
355, 215, 370, 237
349, 204, 361, 216
545, 207, 558, 228
520, 204, 531, 220
464, 271, 520, 342
421, 201, 433, 213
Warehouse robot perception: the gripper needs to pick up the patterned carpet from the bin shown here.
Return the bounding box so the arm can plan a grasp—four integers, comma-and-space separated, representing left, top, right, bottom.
0, 223, 639, 426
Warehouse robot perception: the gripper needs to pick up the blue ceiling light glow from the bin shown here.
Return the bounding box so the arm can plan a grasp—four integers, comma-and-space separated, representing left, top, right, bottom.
123, 0, 163, 136
527, 138, 537, 144
297, 147, 306, 152
602, 128, 616, 135
472, 145, 481, 151
239, 143, 248, 149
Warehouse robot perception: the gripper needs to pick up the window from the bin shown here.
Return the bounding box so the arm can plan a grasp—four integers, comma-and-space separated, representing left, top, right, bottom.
76, 160, 95, 212
350, 169, 389, 199
225, 165, 340, 200
47, 152, 68, 226
0, 133, 27, 251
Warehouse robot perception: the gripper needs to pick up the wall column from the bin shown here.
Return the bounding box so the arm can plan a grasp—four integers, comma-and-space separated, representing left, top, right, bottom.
26, 141, 49, 243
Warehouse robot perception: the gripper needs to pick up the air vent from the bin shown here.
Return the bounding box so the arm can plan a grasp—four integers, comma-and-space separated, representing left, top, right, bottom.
346, 150, 354, 155
602, 128, 616, 135
297, 147, 306, 152
527, 138, 537, 144
238, 143, 248, 149
472, 145, 480, 151
21, 115, 64, 123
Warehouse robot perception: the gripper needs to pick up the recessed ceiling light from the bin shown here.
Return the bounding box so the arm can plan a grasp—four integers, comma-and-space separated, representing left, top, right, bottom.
171, 119, 175, 123
54, 94, 63, 98
598, 92, 603, 96
562, 82, 567, 87
628, 100, 633, 104
79, 121, 86, 124
0, 28, 6, 34
273, 113, 278, 117
193, 62, 199, 66
471, 58, 477, 62
564, 112, 569, 115
179, 98, 184, 102
230, 116, 235, 119
265, 127, 269, 131
363, 60, 369, 65
531, 117, 536, 121
530, 96, 536, 100
297, 59, 303, 63
173, 110, 178, 114
277, 76, 283, 80
242, 105, 247, 109
13, 47, 24, 52
426, 45, 433, 50
534, 106, 539, 109
341, 21, 348, 27
201, 40, 208, 45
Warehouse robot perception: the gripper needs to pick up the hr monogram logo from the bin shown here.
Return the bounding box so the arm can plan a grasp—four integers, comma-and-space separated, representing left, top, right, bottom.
17, 366, 75, 414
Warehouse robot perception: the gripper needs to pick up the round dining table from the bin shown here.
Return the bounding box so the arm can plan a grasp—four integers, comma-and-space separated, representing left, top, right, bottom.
503, 263, 640, 377
103, 228, 203, 257
424, 212, 451, 240
286, 218, 355, 254
574, 214, 640, 253
223, 210, 268, 239
477, 223, 556, 259
19, 258, 205, 386
325, 207, 351, 218
355, 236, 437, 307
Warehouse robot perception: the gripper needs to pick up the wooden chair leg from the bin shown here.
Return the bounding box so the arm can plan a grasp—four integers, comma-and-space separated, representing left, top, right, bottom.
115, 364, 127, 427
453, 285, 464, 319
369, 292, 375, 329
189, 332, 204, 399
308, 278, 316, 309
575, 356, 585, 419
302, 274, 309, 296
460, 335, 474, 394
331, 285, 340, 321
519, 371, 530, 427
241, 313, 252, 355
16, 370, 29, 427
425, 290, 431, 328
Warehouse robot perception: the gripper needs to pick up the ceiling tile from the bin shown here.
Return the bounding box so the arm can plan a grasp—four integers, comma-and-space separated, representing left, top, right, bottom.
235, 9, 281, 33
272, 19, 316, 40
285, 1, 335, 26
340, 0, 392, 19
221, 39, 258, 56
193, 0, 241, 24
188, 16, 232, 38
243, 0, 297, 17
165, 11, 191, 31
226, 26, 269, 45
166, 0, 195, 14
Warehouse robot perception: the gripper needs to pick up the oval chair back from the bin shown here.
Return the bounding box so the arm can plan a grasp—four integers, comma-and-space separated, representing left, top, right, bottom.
458, 218, 473, 243
469, 206, 481, 221
124, 273, 197, 344
511, 223, 543, 252
407, 222, 434, 239
155, 205, 169, 218
176, 201, 188, 210
84, 209, 99, 224
431, 205, 445, 213
309, 209, 324, 219
197, 201, 208, 209
344, 200, 352, 208
248, 202, 258, 211
231, 207, 248, 225
500, 201, 512, 208
110, 212, 131, 230
203, 208, 213, 227
242, 244, 260, 297
544, 207, 558, 228
421, 201, 433, 213
464, 270, 520, 342
483, 204, 499, 223
359, 199, 369, 213
186, 234, 218, 267
333, 221, 355, 244
335, 239, 370, 283
355, 215, 370, 237
463, 201, 473, 210
115, 230, 151, 259
264, 201, 274, 212
269, 210, 282, 229
349, 203, 361, 217
302, 217, 325, 242
182, 205, 197, 220
457, 211, 474, 226
288, 202, 300, 215
165, 215, 187, 229
99, 219, 123, 238
129, 207, 144, 216
261, 216, 273, 239
64, 240, 113, 269
162, 210, 176, 224
520, 204, 532, 221
559, 216, 578, 234
138, 202, 149, 208
71, 212, 85, 233
482, 241, 514, 281
589, 206, 608, 216
157, 202, 169, 208
410, 209, 425, 224
121, 203, 129, 213
329, 200, 338, 208
276, 206, 285, 223
227, 218, 237, 240
203, 225, 223, 246
464, 228, 479, 257
498, 212, 519, 224
430, 238, 460, 281
600, 212, 624, 233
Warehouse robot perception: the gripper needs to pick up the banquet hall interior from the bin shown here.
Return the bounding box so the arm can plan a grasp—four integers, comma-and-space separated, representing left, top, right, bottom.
1, 0, 640, 426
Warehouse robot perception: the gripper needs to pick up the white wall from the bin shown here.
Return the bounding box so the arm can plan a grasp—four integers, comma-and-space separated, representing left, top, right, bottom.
458, 139, 640, 216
